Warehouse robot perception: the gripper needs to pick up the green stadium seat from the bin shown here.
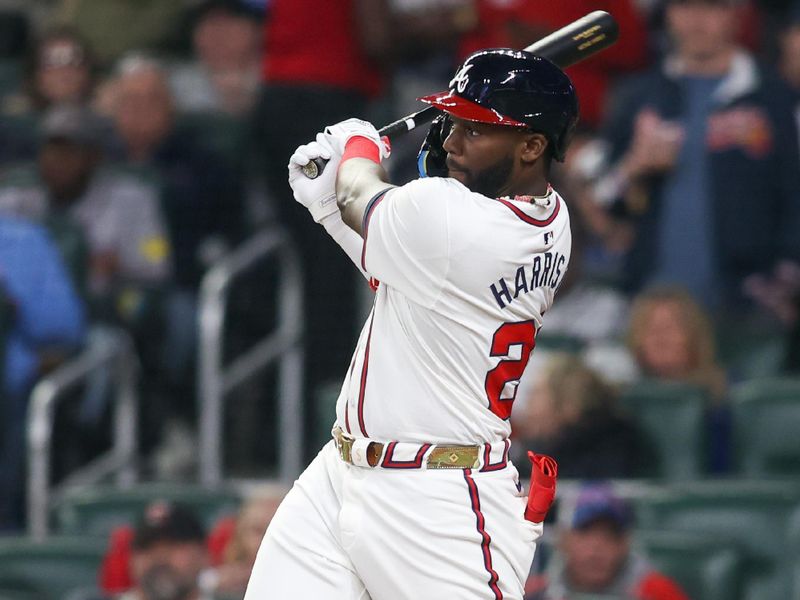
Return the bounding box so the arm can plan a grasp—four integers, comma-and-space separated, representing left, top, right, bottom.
619, 381, 708, 480
0, 536, 106, 600
786, 506, 800, 600
731, 378, 800, 478
635, 481, 800, 600
636, 530, 744, 600
533, 333, 585, 354
716, 320, 788, 380
54, 484, 241, 538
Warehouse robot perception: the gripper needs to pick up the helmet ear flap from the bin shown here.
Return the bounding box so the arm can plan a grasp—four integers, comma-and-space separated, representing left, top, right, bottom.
552, 116, 578, 162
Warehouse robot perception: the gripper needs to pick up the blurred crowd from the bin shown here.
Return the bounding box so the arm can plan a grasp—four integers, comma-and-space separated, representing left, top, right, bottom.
0, 0, 799, 577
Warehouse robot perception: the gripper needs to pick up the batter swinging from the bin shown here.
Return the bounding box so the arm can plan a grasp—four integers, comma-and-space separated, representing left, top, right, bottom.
245, 48, 578, 600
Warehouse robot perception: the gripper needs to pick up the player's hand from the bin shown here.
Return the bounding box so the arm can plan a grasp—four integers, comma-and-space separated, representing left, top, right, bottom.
288, 133, 342, 223
324, 118, 391, 160
418, 114, 452, 177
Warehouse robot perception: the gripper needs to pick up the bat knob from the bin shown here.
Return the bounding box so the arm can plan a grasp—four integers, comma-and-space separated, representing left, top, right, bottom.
301, 157, 327, 179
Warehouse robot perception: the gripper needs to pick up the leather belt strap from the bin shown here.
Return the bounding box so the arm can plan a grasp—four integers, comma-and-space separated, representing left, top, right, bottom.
333, 427, 484, 470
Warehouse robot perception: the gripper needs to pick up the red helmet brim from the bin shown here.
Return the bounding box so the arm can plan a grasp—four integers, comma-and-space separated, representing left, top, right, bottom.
418, 90, 527, 127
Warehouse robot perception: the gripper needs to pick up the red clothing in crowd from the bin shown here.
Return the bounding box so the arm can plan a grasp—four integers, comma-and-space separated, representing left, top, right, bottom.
459, 0, 522, 58
262, 0, 383, 97
98, 516, 236, 593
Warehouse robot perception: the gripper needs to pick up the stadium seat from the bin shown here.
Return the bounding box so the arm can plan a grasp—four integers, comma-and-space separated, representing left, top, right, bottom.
635, 530, 744, 600
619, 381, 708, 480
635, 481, 800, 600
731, 377, 800, 478
786, 506, 800, 600
716, 319, 788, 380
533, 333, 585, 354
54, 483, 241, 538
0, 536, 106, 600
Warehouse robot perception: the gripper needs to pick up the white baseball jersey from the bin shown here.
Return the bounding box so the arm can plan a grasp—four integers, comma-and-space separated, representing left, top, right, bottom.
335, 176, 571, 445
246, 176, 571, 600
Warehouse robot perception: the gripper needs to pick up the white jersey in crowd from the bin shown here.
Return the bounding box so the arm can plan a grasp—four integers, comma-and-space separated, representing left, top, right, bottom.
335, 176, 572, 446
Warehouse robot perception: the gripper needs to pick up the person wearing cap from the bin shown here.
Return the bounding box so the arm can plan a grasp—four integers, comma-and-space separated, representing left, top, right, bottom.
581, 0, 800, 318
524, 484, 689, 600
0, 102, 171, 302
117, 501, 210, 600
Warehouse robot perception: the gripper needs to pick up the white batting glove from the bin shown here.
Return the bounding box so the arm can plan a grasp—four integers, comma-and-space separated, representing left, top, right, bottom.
324, 118, 391, 160
288, 133, 342, 223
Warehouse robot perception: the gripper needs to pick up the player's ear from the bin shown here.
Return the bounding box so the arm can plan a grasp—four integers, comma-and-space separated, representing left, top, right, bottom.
519, 133, 548, 164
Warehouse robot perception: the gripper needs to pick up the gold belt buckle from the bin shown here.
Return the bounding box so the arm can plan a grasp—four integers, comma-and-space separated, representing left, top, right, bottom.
426, 445, 480, 469
333, 428, 355, 464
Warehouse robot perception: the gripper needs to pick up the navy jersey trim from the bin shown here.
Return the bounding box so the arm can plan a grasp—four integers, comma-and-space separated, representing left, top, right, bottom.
360, 186, 394, 271
495, 196, 560, 227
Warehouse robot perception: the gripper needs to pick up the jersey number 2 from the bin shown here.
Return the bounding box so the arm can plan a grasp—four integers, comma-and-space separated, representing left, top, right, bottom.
484, 321, 536, 420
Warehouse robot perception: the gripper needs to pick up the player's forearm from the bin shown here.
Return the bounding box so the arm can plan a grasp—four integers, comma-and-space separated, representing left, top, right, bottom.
336, 159, 393, 236
319, 212, 370, 280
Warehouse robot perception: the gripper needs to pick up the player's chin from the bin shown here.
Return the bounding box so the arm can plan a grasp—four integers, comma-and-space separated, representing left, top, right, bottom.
448, 169, 469, 185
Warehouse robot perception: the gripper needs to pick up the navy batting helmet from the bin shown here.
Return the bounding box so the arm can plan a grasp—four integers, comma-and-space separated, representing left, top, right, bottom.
419, 49, 579, 161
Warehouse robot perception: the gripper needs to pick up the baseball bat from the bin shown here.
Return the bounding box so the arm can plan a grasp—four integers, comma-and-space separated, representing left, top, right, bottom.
302, 10, 619, 178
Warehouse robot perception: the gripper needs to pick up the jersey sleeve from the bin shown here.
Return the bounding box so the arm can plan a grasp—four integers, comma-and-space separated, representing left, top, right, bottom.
362, 178, 456, 307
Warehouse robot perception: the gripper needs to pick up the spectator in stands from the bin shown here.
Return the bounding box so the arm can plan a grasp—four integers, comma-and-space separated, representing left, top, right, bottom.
778, 2, 800, 91
4, 26, 96, 116
169, 0, 263, 117
586, 0, 800, 312
110, 55, 243, 292
251, 0, 388, 419
628, 286, 727, 399
0, 103, 171, 312
627, 285, 731, 471
107, 56, 245, 439
525, 483, 689, 600
98, 487, 284, 598
511, 355, 655, 479
117, 501, 209, 600
0, 215, 86, 530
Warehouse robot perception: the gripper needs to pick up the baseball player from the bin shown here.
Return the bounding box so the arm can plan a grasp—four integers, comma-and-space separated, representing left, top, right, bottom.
245, 48, 578, 599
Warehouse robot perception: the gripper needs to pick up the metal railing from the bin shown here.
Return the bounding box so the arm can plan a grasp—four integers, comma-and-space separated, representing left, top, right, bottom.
27, 328, 139, 540
197, 228, 303, 486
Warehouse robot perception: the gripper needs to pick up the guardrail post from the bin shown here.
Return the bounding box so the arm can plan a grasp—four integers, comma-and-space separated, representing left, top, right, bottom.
197, 229, 304, 486
26, 328, 139, 539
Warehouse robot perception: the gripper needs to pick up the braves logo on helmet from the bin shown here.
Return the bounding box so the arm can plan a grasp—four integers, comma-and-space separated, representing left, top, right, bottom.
451, 63, 474, 94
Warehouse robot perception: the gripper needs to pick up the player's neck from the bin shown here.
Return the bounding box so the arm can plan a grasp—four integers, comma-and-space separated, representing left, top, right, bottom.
501, 176, 549, 199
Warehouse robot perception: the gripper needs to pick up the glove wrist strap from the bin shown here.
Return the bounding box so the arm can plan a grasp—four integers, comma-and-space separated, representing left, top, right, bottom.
341, 136, 381, 167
